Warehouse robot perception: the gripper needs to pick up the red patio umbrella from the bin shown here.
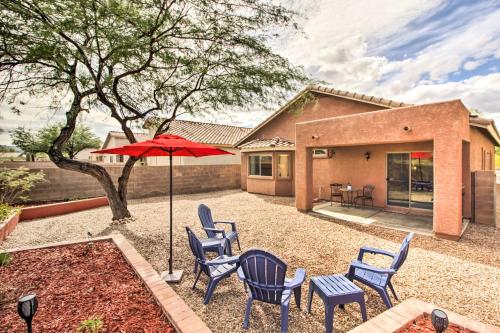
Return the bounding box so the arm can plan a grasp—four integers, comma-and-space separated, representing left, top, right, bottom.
93, 134, 233, 282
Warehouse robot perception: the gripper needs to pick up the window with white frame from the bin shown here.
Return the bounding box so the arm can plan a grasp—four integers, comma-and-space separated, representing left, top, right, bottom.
277, 153, 291, 179
313, 148, 328, 158
248, 154, 273, 177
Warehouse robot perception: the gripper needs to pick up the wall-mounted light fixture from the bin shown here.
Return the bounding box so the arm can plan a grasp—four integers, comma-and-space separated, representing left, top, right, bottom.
365, 152, 370, 160
328, 149, 336, 158
311, 135, 319, 139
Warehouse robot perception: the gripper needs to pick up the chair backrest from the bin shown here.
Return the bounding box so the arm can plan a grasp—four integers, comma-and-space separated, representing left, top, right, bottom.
363, 185, 375, 197
330, 183, 342, 194
186, 227, 211, 276
198, 204, 216, 238
239, 249, 287, 305
390, 232, 414, 271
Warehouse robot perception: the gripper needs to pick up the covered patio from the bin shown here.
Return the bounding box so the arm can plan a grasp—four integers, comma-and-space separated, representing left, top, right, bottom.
296, 100, 472, 239
312, 202, 434, 236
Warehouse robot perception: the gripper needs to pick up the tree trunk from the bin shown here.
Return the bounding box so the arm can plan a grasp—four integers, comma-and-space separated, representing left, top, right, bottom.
47, 89, 132, 220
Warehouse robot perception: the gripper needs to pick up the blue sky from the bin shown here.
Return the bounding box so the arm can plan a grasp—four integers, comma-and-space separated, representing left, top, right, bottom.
1, 0, 500, 144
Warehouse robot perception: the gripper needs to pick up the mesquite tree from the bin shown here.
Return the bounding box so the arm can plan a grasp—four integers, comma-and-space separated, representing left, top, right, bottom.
0, 0, 308, 219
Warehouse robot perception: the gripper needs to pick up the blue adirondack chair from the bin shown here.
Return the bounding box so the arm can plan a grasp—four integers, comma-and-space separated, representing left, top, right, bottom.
186, 227, 240, 304
237, 249, 306, 333
198, 204, 241, 254
346, 232, 414, 309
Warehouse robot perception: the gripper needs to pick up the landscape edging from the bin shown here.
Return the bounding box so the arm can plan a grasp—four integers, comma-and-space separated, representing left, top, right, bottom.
0, 212, 20, 242
4, 235, 212, 333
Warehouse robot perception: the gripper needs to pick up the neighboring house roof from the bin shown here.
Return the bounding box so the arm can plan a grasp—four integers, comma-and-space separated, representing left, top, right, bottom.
101, 131, 149, 149
145, 119, 252, 146
234, 84, 413, 147
239, 137, 295, 151
470, 116, 500, 146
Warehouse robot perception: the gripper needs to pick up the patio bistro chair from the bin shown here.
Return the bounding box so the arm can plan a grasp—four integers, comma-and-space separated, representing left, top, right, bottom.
237, 249, 306, 333
353, 185, 375, 208
346, 232, 414, 309
198, 204, 241, 254
330, 183, 344, 206
186, 227, 240, 304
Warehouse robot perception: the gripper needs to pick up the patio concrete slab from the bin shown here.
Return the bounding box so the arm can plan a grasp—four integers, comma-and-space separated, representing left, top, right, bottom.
313, 202, 433, 236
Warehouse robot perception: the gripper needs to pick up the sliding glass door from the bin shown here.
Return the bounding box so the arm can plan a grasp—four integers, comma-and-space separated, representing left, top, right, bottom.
387, 152, 433, 210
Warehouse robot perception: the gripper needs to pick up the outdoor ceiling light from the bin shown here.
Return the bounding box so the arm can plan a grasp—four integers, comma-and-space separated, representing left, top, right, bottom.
365, 152, 370, 160
17, 294, 38, 333
431, 309, 449, 333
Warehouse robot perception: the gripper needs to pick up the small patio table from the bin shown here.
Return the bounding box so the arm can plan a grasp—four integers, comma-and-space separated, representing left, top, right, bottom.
339, 188, 358, 208
307, 274, 367, 333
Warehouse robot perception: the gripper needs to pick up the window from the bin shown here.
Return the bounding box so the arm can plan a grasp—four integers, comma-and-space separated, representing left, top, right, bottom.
277, 153, 291, 179
117, 155, 124, 163
313, 148, 328, 158
109, 156, 114, 163
248, 154, 272, 177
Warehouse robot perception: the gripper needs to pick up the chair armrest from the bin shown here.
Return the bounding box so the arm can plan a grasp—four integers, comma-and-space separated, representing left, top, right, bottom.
207, 255, 240, 267
203, 227, 226, 238
237, 266, 245, 281
284, 268, 306, 290
214, 221, 237, 232
357, 246, 395, 261
350, 260, 395, 275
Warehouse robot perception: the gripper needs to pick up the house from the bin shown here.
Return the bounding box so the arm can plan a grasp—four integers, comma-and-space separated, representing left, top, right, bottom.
142, 119, 251, 166
92, 120, 251, 166
90, 131, 149, 164
235, 85, 500, 239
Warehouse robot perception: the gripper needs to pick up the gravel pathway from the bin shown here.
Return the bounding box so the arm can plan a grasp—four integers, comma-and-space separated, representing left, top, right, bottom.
2, 190, 499, 333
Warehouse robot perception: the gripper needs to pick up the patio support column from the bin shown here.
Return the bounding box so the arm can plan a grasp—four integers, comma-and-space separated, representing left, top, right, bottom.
433, 137, 463, 239
296, 146, 313, 212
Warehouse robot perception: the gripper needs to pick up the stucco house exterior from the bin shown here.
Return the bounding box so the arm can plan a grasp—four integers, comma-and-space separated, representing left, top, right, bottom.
235, 85, 500, 239
91, 120, 251, 166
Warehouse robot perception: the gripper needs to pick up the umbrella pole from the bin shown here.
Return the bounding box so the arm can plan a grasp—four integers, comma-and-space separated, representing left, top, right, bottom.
169, 152, 173, 275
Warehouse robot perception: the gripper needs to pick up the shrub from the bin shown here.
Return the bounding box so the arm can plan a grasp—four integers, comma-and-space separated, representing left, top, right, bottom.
0, 204, 19, 222
0, 252, 11, 266
77, 316, 104, 333
0, 167, 45, 204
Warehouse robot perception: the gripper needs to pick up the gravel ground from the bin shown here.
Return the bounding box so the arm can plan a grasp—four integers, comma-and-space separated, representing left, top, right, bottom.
2, 190, 499, 333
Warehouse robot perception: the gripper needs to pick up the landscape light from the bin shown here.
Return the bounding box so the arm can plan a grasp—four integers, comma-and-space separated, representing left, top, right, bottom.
17, 294, 38, 333
431, 309, 449, 333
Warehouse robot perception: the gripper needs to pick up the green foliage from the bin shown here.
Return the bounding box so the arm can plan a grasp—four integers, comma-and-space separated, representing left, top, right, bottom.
10, 124, 101, 160
0, 252, 11, 266
0, 203, 19, 221
0, 167, 45, 204
10, 127, 40, 161
77, 316, 104, 333
288, 91, 318, 115
0, 145, 15, 153
37, 124, 102, 159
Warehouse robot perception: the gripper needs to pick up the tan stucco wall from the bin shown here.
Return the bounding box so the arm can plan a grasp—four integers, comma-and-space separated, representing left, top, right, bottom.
311, 142, 433, 206
245, 94, 387, 143
470, 127, 495, 171
295, 100, 471, 238
242, 151, 294, 196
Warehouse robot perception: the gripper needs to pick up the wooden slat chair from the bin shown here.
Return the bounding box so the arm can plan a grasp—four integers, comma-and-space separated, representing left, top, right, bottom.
198, 204, 241, 255
346, 232, 414, 309
186, 227, 240, 304
237, 249, 306, 333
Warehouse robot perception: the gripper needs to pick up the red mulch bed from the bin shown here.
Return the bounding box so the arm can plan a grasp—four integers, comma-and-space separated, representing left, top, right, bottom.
0, 241, 175, 332
397, 314, 476, 333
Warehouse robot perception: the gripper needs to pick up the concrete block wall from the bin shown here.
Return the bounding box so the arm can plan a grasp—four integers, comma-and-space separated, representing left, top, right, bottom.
2, 163, 240, 203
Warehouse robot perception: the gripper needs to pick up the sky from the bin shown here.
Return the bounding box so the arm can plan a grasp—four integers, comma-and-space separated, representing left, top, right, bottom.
1, 0, 500, 145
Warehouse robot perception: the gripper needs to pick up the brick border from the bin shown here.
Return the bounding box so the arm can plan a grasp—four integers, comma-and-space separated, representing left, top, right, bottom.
20, 196, 109, 221
349, 298, 499, 333
3, 235, 212, 333
0, 212, 20, 242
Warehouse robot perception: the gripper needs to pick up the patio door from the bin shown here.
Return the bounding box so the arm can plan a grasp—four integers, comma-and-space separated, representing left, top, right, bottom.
387, 152, 433, 210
